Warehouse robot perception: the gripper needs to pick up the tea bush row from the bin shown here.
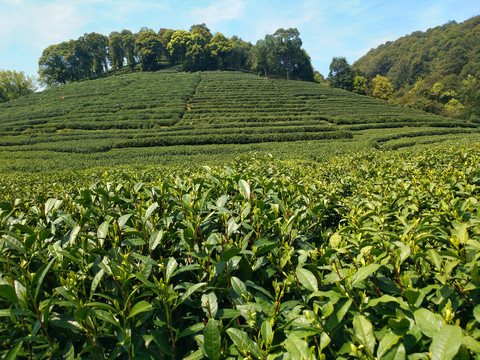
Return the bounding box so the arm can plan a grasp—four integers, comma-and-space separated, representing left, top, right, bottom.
0, 145, 480, 358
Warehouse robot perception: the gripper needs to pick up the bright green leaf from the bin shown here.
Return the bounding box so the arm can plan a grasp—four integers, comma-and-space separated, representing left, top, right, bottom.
382, 343, 406, 360
284, 337, 310, 360
149, 229, 163, 251
238, 179, 251, 200
231, 276, 247, 297
353, 314, 376, 354
351, 263, 380, 288
414, 308, 444, 338
430, 325, 462, 360
127, 300, 153, 319
296, 267, 318, 292
377, 331, 401, 358
204, 319, 221, 360
226, 327, 260, 359
165, 257, 178, 282
97, 221, 109, 241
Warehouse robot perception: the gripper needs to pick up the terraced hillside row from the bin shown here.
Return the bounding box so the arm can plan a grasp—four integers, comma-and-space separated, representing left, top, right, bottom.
0, 70, 477, 172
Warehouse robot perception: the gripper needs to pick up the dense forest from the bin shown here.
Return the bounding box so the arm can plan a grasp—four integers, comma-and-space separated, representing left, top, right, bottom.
352, 15, 480, 120
37, 24, 315, 86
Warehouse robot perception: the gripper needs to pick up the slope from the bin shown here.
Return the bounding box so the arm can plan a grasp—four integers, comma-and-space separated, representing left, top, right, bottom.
353, 15, 480, 118
0, 69, 477, 172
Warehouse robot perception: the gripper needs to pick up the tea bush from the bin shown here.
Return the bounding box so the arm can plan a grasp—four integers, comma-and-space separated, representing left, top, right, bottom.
0, 145, 479, 359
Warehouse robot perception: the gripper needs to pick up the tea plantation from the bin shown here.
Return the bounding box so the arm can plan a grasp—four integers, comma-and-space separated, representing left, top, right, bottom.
0, 70, 479, 359
1, 146, 480, 359
0, 70, 477, 173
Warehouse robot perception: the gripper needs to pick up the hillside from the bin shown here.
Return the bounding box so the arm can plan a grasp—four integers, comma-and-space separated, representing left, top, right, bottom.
0, 69, 477, 172
353, 16, 480, 119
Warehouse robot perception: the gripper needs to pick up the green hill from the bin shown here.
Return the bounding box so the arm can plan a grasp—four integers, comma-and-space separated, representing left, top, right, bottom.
0, 69, 477, 173
353, 16, 480, 119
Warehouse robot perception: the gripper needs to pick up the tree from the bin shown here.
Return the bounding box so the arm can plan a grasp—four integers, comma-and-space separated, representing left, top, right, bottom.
328, 57, 355, 91
289, 49, 314, 81
184, 33, 211, 71
67, 37, 92, 81
227, 36, 252, 70
252, 36, 275, 77
109, 32, 125, 71
85, 32, 109, 76
272, 28, 302, 80
252, 28, 313, 80
135, 30, 163, 71
167, 30, 191, 65
459, 74, 480, 119
190, 24, 212, 42
0, 70, 36, 102
353, 74, 367, 94
372, 74, 394, 100
314, 71, 325, 84
158, 29, 175, 65
38, 42, 70, 85
209, 33, 233, 69
121, 30, 137, 68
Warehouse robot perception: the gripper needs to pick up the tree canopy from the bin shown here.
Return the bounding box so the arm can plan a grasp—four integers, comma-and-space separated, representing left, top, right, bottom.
253, 28, 314, 81
0, 70, 36, 102
37, 25, 315, 86
352, 15, 480, 119
328, 57, 355, 91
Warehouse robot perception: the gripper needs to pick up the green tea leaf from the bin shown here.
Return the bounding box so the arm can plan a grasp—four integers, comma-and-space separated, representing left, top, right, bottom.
462, 336, 480, 353
176, 282, 206, 308
202, 292, 218, 318
149, 229, 163, 251
0, 309, 31, 317
325, 298, 352, 331
351, 263, 380, 288
377, 331, 401, 358
284, 337, 310, 360
0, 284, 18, 303
62, 341, 74, 360
127, 300, 153, 319
430, 325, 462, 360
4, 341, 22, 360
414, 308, 444, 338
90, 269, 105, 299
144, 202, 159, 219
238, 179, 251, 200
473, 305, 480, 322
261, 320, 273, 344
204, 319, 221, 360
165, 257, 178, 282
183, 349, 204, 360
382, 343, 406, 360
296, 267, 318, 292
117, 213, 132, 228
35, 258, 55, 300
428, 248, 442, 269
97, 221, 109, 241
231, 276, 247, 297
226, 327, 260, 359
353, 314, 376, 354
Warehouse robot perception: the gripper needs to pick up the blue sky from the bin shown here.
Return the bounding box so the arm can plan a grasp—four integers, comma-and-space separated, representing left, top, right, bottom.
0, 0, 477, 79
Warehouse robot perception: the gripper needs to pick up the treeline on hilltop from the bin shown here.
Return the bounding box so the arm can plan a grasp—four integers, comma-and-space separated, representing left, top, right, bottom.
38, 24, 314, 86
347, 15, 480, 120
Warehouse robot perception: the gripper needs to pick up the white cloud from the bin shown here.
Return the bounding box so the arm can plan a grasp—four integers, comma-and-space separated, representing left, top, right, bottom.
0, 1, 87, 51
191, 0, 246, 26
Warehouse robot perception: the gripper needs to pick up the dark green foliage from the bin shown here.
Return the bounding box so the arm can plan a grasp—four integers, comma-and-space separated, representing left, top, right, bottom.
1, 146, 480, 358
0, 70, 477, 173
328, 57, 355, 91
353, 16, 480, 119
